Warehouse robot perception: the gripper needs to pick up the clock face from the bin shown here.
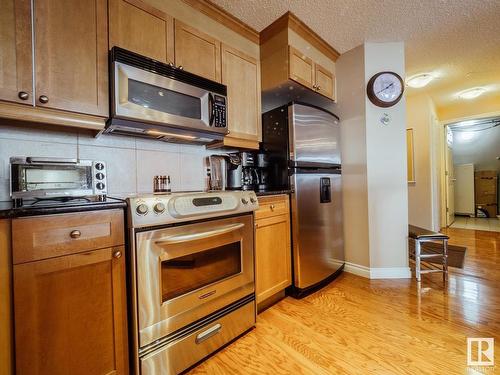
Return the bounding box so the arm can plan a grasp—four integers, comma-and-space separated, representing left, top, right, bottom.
367, 72, 404, 107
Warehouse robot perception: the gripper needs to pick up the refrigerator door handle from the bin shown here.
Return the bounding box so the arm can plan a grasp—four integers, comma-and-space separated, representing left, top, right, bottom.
320, 177, 331, 203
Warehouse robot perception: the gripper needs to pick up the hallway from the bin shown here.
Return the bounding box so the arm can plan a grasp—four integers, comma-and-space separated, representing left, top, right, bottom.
188, 227, 499, 374
450, 216, 500, 233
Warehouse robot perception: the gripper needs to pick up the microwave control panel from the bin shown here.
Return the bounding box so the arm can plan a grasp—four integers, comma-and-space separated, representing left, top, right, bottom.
213, 95, 227, 128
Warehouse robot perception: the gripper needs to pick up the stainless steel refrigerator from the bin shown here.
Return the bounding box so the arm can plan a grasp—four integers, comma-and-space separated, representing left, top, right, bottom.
262, 102, 344, 297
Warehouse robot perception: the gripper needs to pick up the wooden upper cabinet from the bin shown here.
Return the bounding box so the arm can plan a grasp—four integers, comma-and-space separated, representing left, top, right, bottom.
288, 46, 314, 90
34, 0, 108, 117
0, 0, 33, 105
222, 44, 261, 142
109, 0, 174, 63
314, 62, 335, 100
175, 21, 221, 82
288, 46, 335, 100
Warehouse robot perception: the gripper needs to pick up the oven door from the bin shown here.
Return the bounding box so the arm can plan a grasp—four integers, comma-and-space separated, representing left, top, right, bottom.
113, 62, 221, 133
135, 214, 254, 348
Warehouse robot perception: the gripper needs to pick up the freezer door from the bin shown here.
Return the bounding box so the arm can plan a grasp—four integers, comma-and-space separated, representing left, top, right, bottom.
289, 103, 341, 166
291, 171, 344, 290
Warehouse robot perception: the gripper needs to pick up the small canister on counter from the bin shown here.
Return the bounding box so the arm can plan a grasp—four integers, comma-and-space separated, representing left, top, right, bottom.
154, 175, 171, 194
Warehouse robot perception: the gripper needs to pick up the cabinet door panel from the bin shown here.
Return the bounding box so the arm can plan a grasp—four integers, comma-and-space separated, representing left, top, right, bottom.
315, 63, 335, 100
0, 0, 33, 105
175, 21, 221, 82
109, 0, 174, 63
34, 0, 108, 116
222, 45, 260, 141
255, 200, 291, 305
14, 246, 128, 375
288, 45, 314, 89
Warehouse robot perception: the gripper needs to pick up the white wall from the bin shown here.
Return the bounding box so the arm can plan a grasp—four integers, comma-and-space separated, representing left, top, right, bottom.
406, 93, 441, 231
364, 42, 409, 272
336, 45, 370, 268
0, 122, 213, 201
337, 42, 410, 278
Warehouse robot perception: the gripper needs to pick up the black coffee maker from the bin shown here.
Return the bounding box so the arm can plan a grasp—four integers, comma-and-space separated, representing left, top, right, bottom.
255, 153, 270, 191
240, 152, 258, 191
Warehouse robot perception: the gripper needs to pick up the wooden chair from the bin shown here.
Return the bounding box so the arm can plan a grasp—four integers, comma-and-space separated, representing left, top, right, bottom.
408, 225, 449, 283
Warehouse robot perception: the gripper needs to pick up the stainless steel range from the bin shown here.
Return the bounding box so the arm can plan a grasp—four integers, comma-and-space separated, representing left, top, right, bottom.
127, 191, 258, 374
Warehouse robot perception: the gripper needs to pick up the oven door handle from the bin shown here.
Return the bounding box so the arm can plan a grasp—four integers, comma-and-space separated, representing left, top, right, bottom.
26, 157, 78, 165
155, 223, 245, 245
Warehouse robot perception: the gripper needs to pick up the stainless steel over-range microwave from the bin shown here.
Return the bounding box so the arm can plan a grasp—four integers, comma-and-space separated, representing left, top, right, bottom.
105, 47, 228, 144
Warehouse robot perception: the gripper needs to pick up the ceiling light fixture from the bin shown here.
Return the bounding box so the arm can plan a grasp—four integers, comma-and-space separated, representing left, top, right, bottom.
458, 87, 487, 100
406, 73, 434, 88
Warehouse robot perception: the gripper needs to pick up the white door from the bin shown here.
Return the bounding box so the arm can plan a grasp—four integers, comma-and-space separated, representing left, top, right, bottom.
454, 163, 475, 215
446, 145, 455, 226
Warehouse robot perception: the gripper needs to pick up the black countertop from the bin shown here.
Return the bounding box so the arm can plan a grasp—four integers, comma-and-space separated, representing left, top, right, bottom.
255, 189, 293, 196
0, 197, 127, 219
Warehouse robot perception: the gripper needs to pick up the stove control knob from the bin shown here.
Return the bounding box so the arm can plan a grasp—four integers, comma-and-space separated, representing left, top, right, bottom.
96, 182, 105, 190
241, 198, 248, 205
250, 196, 257, 204
136, 204, 149, 215
154, 202, 165, 214
95, 162, 105, 171
95, 172, 105, 180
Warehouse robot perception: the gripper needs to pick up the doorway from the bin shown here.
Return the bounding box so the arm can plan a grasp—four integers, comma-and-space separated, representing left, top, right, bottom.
443, 117, 500, 231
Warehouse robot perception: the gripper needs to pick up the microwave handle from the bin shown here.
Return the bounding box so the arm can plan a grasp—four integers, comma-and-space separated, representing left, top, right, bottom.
208, 93, 215, 126
26, 157, 78, 165
155, 223, 244, 246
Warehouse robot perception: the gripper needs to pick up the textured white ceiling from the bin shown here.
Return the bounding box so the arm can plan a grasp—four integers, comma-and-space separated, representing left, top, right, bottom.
212, 0, 500, 112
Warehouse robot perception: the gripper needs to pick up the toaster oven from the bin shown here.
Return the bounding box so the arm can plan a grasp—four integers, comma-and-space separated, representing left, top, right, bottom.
10, 157, 108, 200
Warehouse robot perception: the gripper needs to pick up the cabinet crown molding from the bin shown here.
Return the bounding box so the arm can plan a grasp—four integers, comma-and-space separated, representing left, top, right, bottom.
182, 0, 259, 43
260, 11, 340, 62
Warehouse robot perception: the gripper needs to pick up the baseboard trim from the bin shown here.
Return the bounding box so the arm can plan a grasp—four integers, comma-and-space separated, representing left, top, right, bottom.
370, 267, 412, 279
344, 262, 411, 279
344, 262, 371, 278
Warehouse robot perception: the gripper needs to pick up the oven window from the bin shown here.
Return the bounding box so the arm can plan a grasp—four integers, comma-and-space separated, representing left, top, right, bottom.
19, 165, 91, 191
161, 242, 241, 302
128, 79, 202, 119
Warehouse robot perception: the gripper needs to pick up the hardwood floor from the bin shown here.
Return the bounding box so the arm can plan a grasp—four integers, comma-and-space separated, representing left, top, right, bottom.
188, 228, 499, 374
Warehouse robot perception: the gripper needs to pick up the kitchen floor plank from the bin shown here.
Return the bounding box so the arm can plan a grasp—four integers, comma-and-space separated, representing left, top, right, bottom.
187, 228, 500, 374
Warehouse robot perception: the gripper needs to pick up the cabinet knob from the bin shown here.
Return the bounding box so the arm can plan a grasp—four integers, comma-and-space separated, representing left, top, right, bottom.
270, 204, 275, 211
317, 85, 321, 91
39, 95, 49, 104
18, 91, 29, 100
178, 65, 183, 70
113, 250, 122, 259
70, 230, 81, 239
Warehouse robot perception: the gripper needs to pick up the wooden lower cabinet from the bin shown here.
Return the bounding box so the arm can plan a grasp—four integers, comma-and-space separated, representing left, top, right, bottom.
12, 211, 128, 375
254, 195, 291, 306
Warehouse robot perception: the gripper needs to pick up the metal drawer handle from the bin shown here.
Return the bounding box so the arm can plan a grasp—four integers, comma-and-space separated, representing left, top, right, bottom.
70, 230, 81, 239
195, 323, 222, 344
199, 290, 216, 300
113, 250, 122, 259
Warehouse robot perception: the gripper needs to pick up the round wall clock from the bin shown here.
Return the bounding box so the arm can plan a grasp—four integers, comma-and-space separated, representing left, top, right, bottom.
366, 71, 404, 108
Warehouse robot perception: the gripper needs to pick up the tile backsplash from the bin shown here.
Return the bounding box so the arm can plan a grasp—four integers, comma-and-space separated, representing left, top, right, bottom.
0, 123, 216, 201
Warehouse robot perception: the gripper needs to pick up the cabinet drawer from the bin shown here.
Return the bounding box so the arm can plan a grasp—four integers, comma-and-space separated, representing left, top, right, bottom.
12, 209, 124, 264
255, 195, 289, 220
